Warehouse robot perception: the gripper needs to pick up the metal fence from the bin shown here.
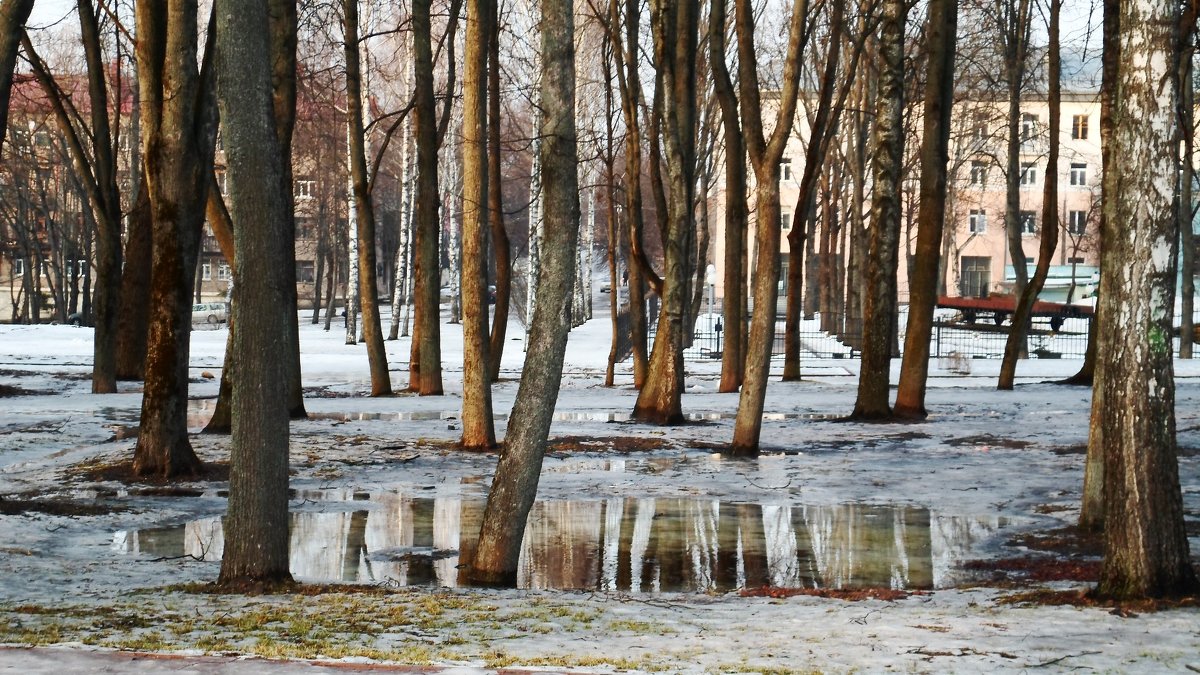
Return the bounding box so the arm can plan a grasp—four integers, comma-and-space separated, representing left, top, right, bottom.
643, 311, 1093, 361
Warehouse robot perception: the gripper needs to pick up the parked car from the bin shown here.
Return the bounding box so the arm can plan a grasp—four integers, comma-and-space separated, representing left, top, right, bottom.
192, 302, 228, 325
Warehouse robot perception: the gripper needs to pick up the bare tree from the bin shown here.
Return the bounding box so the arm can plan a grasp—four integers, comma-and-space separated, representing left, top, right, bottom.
214, 0, 293, 586
998, 0, 1059, 390
893, 0, 960, 418
344, 0, 391, 396
131, 2, 219, 478
470, 0, 578, 584
851, 0, 907, 419
630, 1, 699, 424
728, 0, 809, 453
0, 0, 34, 152
1091, 0, 1197, 601
460, 0, 496, 448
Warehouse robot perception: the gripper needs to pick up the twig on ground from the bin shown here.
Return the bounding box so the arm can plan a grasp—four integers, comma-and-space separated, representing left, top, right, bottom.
1029, 651, 1103, 668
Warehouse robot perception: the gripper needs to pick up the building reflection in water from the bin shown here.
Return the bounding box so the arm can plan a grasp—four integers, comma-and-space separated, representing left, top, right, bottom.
114, 492, 1010, 592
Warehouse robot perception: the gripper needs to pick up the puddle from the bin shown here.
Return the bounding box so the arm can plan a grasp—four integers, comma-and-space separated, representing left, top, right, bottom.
184, 398, 843, 428
115, 493, 1014, 592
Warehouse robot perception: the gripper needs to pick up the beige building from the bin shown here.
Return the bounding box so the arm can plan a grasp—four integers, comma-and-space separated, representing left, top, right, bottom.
707, 91, 1103, 309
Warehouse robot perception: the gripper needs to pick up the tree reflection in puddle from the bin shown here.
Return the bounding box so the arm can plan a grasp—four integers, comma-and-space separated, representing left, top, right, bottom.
114, 495, 1014, 592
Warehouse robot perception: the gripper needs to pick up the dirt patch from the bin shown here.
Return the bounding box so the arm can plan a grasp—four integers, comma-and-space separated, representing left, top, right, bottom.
1000, 586, 1200, 612
0, 384, 39, 397
69, 459, 230, 485
962, 556, 1101, 584
1007, 525, 1104, 558
945, 435, 1034, 450
1049, 444, 1087, 455
0, 495, 125, 517
740, 586, 920, 601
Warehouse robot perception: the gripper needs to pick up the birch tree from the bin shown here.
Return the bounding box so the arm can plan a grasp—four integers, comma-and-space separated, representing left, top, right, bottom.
850, 0, 906, 420
1091, 0, 1197, 600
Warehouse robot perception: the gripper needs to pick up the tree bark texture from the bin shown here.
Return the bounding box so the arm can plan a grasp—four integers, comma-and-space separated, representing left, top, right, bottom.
132, 1, 218, 478
344, 0, 391, 396
1092, 0, 1197, 600
851, 0, 906, 420
1001, 0, 1033, 330
470, 0, 578, 584
116, 177, 152, 381
460, 0, 496, 449
214, 0, 293, 586
893, 0, 958, 419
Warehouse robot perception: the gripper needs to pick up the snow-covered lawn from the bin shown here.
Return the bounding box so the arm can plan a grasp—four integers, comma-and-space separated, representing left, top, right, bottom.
0, 310, 1196, 673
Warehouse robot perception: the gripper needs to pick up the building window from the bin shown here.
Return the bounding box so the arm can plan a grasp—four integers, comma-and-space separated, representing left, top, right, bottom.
216, 171, 227, 196
972, 112, 988, 140
779, 159, 792, 182
1071, 115, 1089, 140
1019, 211, 1037, 234
1020, 162, 1037, 186
217, 263, 232, 281
1068, 210, 1087, 235
297, 217, 317, 240
1068, 256, 1086, 264
780, 211, 792, 231
202, 263, 212, 280
295, 179, 316, 199
1021, 113, 1038, 142
296, 260, 315, 283
12, 258, 24, 277
960, 256, 991, 298
968, 209, 987, 233
970, 161, 987, 185
1070, 163, 1087, 186
778, 256, 789, 294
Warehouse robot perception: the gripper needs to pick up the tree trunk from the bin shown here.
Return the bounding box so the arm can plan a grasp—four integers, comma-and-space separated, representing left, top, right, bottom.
486, 0, 511, 383
132, 1, 218, 478
410, 0, 444, 395
116, 176, 152, 381
1179, 37, 1196, 359
893, 0, 958, 418
710, 0, 748, 393
344, 0, 391, 396
0, 0, 34, 153
851, 0, 906, 420
1001, 0, 1033, 347
1078, 0, 1119, 530
268, 0, 306, 419
1092, 0, 1197, 600
999, 0, 1059, 390
470, 0, 578, 584
214, 0, 293, 586
728, 0, 810, 453
632, 1, 700, 425
460, 0, 496, 450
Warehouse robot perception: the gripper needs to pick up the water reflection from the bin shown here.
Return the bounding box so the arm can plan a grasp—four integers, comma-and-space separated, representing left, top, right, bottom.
113, 496, 1010, 592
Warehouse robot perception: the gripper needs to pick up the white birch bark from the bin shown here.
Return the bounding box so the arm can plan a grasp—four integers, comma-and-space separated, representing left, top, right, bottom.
526, 131, 543, 330
390, 116, 412, 339
345, 122, 360, 346
444, 136, 461, 324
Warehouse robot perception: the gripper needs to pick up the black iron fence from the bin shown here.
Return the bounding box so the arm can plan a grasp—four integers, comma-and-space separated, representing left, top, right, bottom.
641, 310, 1093, 361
